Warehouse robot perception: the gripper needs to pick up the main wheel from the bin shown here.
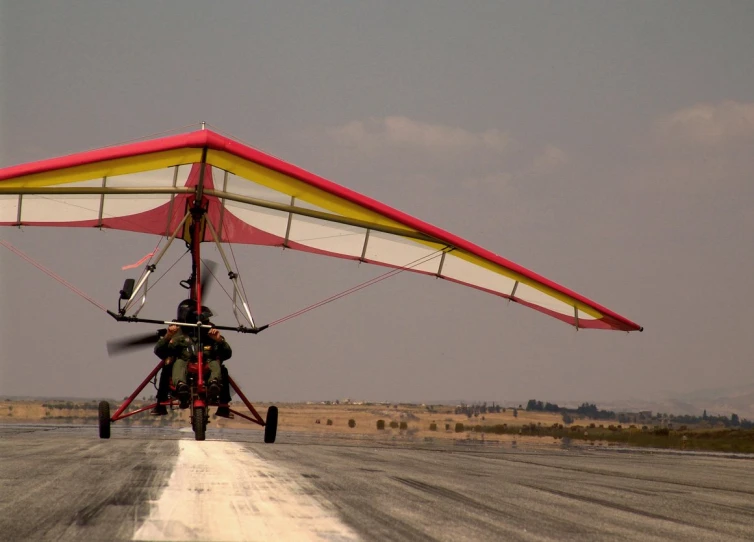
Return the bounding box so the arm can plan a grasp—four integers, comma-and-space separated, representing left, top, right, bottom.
264, 405, 278, 444
98, 401, 111, 439
193, 406, 206, 441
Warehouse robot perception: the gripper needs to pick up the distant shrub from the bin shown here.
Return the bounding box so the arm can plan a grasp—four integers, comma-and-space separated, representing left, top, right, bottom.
400, 421, 408, 430
589, 423, 596, 428
390, 421, 399, 429
348, 419, 356, 428
445, 423, 450, 431
429, 423, 437, 431
377, 419, 385, 430
455, 422, 465, 433
326, 419, 333, 426
653, 427, 670, 436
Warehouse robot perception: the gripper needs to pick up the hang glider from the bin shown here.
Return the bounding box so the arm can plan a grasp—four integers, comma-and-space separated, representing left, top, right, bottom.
0, 128, 642, 332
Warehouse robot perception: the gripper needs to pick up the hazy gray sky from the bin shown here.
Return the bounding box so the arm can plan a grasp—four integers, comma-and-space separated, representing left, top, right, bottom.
1, 1, 752, 407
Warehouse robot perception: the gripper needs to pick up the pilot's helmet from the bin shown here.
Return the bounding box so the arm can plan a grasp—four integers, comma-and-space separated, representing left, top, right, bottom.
176, 299, 197, 323
176, 299, 213, 324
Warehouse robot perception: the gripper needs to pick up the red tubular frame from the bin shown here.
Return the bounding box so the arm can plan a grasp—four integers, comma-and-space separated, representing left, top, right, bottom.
115, 400, 179, 420
111, 359, 164, 421
109, 360, 266, 427
229, 375, 265, 426
191, 203, 206, 408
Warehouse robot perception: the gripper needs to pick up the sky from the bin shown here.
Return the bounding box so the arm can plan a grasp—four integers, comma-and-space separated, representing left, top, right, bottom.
1, 1, 752, 408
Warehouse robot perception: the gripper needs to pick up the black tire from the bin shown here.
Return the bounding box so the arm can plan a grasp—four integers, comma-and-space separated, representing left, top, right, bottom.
193, 406, 206, 441
98, 401, 111, 439
264, 405, 278, 444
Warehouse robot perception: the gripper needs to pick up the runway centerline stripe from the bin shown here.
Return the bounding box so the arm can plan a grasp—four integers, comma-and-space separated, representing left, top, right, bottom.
133, 439, 360, 541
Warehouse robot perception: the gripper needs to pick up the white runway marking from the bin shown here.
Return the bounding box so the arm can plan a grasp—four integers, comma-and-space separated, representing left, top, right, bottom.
133, 440, 360, 541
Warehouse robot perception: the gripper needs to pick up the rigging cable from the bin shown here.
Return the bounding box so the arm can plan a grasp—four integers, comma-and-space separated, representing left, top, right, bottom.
0, 240, 108, 312
145, 248, 190, 293
219, 217, 255, 327
268, 247, 452, 328
200, 257, 239, 309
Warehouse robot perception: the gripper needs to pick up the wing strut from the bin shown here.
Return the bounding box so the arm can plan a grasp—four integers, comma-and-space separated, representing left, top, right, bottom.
120, 210, 192, 316
204, 216, 258, 329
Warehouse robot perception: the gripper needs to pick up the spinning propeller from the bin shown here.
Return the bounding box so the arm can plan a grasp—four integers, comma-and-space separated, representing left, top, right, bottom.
106, 259, 218, 357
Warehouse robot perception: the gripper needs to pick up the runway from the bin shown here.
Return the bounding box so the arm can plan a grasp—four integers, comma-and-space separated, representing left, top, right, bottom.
1, 424, 753, 541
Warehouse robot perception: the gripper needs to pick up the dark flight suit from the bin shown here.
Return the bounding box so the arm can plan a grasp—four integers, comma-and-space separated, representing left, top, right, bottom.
155, 358, 173, 404
154, 328, 231, 387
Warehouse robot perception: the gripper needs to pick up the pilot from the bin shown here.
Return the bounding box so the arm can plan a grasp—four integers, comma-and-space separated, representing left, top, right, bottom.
153, 299, 231, 410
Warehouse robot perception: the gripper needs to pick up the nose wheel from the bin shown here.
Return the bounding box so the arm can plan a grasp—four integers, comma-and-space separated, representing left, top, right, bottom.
192, 406, 207, 441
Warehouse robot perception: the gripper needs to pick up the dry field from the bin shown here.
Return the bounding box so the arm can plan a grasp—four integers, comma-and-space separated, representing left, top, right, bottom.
0, 399, 564, 441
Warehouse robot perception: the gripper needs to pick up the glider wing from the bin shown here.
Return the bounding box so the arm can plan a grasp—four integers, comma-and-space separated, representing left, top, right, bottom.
0, 129, 641, 332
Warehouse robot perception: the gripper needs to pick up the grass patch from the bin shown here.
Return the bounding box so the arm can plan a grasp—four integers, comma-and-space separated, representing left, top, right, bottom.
471, 423, 754, 453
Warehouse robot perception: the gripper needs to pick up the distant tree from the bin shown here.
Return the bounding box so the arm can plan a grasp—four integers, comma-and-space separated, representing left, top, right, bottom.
348, 419, 356, 428
326, 419, 333, 426
562, 412, 574, 425
429, 423, 437, 431
512, 408, 518, 418
399, 421, 408, 430
390, 421, 399, 429
376, 420, 385, 430
703, 409, 708, 420
731, 413, 740, 427
454, 422, 465, 433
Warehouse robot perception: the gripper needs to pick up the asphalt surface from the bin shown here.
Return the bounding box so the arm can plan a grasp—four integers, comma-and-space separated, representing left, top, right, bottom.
2, 424, 753, 541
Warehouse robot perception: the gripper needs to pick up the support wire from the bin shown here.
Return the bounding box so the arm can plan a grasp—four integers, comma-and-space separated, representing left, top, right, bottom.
1, 240, 108, 312
268, 247, 453, 328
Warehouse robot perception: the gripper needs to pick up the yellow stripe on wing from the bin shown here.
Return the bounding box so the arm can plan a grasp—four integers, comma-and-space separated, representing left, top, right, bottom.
1, 149, 202, 188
